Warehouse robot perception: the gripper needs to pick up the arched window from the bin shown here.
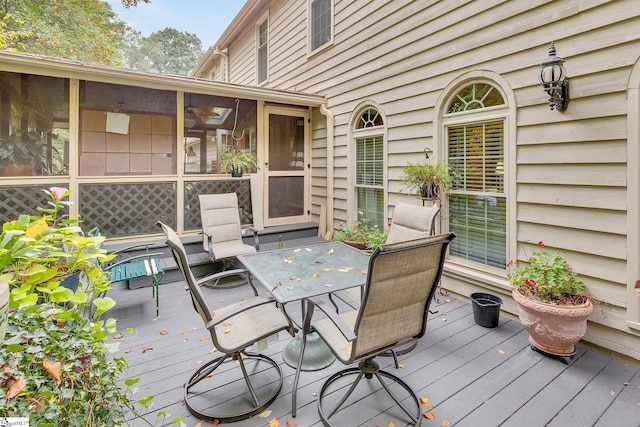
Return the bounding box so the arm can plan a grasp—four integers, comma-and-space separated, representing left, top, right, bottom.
445, 82, 507, 269
353, 107, 385, 228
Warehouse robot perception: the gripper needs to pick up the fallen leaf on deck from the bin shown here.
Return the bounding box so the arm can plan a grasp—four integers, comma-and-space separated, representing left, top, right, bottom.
269, 419, 279, 427
285, 421, 297, 427
223, 322, 233, 327
284, 258, 293, 264
43, 357, 61, 383
419, 397, 430, 405
289, 275, 298, 280
182, 330, 188, 335
622, 382, 629, 386
259, 410, 272, 418
195, 422, 202, 427
362, 269, 368, 275
212, 420, 219, 425
442, 421, 450, 426
272, 285, 279, 291
323, 268, 332, 272
423, 411, 435, 419
6, 376, 26, 399
345, 344, 352, 352
114, 333, 124, 339
224, 329, 231, 334
197, 360, 202, 364
324, 283, 333, 287
498, 349, 506, 355
444, 299, 452, 303
294, 248, 301, 253
388, 421, 395, 427
211, 346, 217, 352
159, 329, 168, 335
311, 392, 318, 397
306, 248, 312, 252
125, 348, 132, 353
199, 336, 210, 341
328, 249, 334, 254
142, 346, 153, 353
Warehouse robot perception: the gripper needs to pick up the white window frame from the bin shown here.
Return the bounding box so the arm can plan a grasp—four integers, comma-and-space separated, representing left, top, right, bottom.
308, 0, 334, 56
442, 81, 509, 273
256, 14, 269, 85
350, 106, 387, 229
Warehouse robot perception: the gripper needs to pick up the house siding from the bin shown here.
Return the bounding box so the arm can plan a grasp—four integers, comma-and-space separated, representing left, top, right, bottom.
197, 0, 640, 360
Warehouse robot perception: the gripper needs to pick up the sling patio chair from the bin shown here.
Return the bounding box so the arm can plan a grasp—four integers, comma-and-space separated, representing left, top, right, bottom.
198, 192, 259, 288
309, 233, 455, 426
156, 221, 295, 423
338, 202, 441, 366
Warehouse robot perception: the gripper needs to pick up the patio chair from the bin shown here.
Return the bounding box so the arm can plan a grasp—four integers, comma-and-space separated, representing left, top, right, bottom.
89, 227, 164, 317
340, 202, 440, 305
199, 192, 259, 287
310, 233, 455, 426
156, 221, 296, 423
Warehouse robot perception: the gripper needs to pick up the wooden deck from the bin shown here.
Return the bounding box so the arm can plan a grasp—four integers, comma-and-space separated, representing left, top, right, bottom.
108, 270, 640, 427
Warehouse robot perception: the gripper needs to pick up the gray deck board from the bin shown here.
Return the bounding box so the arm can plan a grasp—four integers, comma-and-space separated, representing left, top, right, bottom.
107, 275, 640, 427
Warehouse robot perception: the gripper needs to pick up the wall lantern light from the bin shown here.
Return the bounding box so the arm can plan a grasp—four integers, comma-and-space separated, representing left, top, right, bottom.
539, 42, 569, 111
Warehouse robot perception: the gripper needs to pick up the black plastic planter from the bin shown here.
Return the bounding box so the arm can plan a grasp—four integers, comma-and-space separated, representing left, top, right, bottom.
471, 292, 502, 328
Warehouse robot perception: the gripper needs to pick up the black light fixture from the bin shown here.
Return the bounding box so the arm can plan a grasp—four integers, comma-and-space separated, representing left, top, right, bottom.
539, 42, 569, 111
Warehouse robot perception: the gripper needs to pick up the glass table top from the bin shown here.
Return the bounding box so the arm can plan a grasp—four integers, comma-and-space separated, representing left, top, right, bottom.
238, 241, 371, 303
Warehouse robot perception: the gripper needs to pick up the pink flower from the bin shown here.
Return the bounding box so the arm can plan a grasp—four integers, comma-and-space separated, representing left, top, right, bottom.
537, 241, 545, 247
506, 260, 515, 267
635, 279, 640, 290
49, 187, 68, 200
525, 279, 536, 289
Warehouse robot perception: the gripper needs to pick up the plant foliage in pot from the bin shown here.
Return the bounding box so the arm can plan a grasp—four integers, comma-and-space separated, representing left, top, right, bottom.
219, 148, 258, 177
508, 241, 592, 358
399, 161, 457, 199
332, 210, 388, 251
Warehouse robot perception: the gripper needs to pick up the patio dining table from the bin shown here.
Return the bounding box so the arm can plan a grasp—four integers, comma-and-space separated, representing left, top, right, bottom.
238, 240, 371, 417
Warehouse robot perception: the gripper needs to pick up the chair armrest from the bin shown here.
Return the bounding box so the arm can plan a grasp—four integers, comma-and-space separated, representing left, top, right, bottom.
202, 231, 214, 258
109, 242, 159, 256
308, 297, 357, 342
204, 296, 278, 329
246, 226, 260, 251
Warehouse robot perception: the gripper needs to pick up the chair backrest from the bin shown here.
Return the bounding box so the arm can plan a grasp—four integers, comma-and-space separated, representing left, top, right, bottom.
385, 203, 440, 244
199, 193, 243, 246
156, 221, 213, 325
351, 232, 455, 359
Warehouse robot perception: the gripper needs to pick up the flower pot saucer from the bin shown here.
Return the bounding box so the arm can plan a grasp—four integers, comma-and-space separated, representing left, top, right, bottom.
530, 343, 575, 365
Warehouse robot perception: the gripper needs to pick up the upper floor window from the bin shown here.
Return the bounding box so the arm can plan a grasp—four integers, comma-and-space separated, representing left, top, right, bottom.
257, 19, 269, 84
445, 82, 506, 269
310, 0, 333, 52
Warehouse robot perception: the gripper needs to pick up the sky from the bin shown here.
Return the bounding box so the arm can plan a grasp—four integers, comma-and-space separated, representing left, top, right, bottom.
106, 0, 247, 49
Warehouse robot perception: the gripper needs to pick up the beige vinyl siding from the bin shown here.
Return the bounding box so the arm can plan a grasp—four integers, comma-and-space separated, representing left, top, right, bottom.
206, 0, 640, 360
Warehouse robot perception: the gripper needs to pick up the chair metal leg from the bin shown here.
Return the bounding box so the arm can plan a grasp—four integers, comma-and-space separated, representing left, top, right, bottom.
317, 358, 422, 427
184, 351, 283, 423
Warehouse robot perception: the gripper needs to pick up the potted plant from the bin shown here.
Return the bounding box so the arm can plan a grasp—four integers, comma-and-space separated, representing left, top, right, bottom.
0, 187, 114, 317
0, 131, 50, 176
332, 211, 388, 251
400, 161, 457, 199
508, 241, 592, 358
219, 148, 258, 177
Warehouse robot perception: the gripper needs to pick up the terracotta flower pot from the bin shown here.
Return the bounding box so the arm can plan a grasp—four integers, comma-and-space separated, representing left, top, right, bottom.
512, 288, 592, 356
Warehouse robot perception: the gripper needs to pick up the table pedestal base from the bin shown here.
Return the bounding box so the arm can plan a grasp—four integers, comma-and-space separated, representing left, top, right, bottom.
283, 332, 335, 371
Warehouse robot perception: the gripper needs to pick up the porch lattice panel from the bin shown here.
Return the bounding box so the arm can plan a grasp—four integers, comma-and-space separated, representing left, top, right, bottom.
0, 184, 68, 223
79, 182, 176, 238
183, 180, 252, 231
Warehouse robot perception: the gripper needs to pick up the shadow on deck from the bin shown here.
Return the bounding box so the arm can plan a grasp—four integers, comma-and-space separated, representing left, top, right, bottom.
107, 252, 640, 427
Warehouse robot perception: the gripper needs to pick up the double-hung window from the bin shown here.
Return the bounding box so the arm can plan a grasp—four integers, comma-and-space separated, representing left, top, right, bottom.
354, 108, 385, 228
445, 83, 507, 269
310, 0, 333, 52
257, 19, 268, 84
